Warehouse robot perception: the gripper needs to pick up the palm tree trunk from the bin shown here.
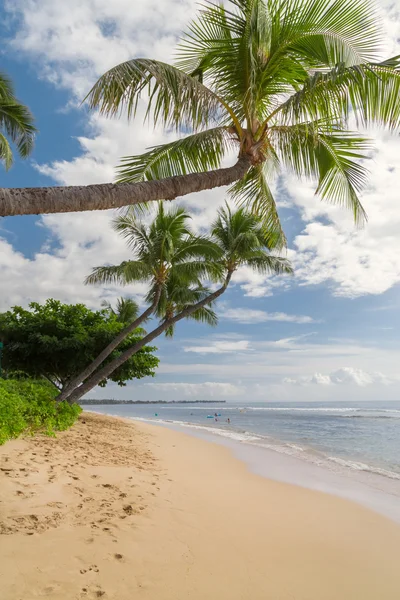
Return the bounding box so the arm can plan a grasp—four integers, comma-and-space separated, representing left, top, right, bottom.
57, 287, 162, 403
0, 157, 251, 217
65, 273, 232, 404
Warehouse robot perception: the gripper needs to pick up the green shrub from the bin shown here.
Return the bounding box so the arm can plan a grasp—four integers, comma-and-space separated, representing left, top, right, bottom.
0, 379, 82, 445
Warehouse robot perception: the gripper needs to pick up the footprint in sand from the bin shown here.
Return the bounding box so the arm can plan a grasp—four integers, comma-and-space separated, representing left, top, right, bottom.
80, 564, 99, 574
80, 585, 106, 598
122, 504, 134, 516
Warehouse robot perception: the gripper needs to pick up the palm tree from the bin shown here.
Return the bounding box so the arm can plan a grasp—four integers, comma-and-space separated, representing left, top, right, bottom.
0, 72, 36, 169
57, 203, 221, 402
64, 206, 293, 403
1, 0, 399, 228
101, 297, 140, 323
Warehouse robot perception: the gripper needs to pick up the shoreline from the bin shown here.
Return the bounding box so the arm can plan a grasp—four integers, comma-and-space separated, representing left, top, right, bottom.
87, 409, 400, 524
1, 412, 400, 599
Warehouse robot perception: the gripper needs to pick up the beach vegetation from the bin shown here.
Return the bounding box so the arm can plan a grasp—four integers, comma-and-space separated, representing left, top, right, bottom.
0, 378, 81, 445
0, 299, 159, 392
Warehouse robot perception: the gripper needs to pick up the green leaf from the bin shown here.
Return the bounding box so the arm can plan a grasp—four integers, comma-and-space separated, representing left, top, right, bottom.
116, 127, 236, 183
274, 59, 400, 132
85, 58, 228, 131
228, 164, 287, 248
270, 122, 370, 224
0, 132, 13, 170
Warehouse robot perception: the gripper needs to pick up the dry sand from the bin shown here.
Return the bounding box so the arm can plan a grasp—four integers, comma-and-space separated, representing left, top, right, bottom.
1, 412, 400, 600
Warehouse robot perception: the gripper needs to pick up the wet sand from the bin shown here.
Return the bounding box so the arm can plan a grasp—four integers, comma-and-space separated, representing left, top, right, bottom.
1, 412, 400, 599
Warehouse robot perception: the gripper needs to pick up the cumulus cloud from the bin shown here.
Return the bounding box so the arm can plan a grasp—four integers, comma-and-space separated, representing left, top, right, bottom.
222, 308, 315, 324
283, 367, 392, 387
0, 212, 148, 310
6, 0, 195, 96
144, 381, 243, 398
288, 136, 400, 297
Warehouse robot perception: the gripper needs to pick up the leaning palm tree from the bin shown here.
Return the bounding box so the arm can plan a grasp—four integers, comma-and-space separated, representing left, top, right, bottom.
57, 203, 221, 402
1, 0, 399, 230
64, 206, 293, 404
0, 72, 36, 169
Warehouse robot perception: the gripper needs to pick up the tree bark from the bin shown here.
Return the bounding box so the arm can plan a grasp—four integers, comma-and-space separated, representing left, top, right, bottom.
0, 157, 251, 217
65, 273, 232, 404
57, 287, 162, 403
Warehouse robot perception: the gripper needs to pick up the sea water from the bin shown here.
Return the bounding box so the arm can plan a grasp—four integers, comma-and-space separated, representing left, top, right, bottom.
86, 400, 400, 481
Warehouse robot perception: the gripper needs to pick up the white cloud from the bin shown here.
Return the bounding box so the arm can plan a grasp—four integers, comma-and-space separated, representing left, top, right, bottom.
222, 307, 315, 324
283, 367, 392, 387
0, 213, 148, 310
183, 340, 250, 354
144, 381, 243, 398
6, 0, 195, 97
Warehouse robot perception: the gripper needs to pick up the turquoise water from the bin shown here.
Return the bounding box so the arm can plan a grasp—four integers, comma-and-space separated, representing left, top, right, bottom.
85, 401, 400, 481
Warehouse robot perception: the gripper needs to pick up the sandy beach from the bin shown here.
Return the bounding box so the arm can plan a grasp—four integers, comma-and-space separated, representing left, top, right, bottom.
1, 413, 400, 600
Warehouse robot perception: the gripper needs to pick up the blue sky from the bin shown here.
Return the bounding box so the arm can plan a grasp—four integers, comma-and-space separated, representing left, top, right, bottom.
1, 0, 400, 402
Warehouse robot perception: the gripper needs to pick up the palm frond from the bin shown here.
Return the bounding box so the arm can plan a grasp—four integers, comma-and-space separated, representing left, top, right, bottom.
176, 0, 273, 121
212, 202, 292, 277
0, 132, 13, 170
0, 101, 36, 157
186, 305, 219, 327
116, 127, 236, 183
173, 235, 223, 262
85, 261, 151, 286
228, 164, 287, 248
115, 297, 140, 323
0, 72, 36, 165
112, 216, 152, 255
266, 0, 381, 69
85, 58, 228, 131
244, 253, 293, 275
273, 59, 400, 132
270, 122, 370, 224
173, 259, 224, 283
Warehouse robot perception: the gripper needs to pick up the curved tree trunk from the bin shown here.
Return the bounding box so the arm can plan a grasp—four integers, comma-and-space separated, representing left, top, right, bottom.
65, 273, 232, 404
0, 157, 251, 217
57, 287, 162, 403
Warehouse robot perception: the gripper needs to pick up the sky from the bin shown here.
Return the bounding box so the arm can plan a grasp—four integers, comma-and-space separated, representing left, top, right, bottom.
1, 0, 400, 402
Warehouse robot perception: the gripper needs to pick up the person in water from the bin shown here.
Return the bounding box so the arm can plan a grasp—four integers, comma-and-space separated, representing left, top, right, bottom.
227, 418, 231, 424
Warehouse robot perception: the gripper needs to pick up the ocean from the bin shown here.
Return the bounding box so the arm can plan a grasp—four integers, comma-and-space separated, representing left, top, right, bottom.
85, 400, 400, 481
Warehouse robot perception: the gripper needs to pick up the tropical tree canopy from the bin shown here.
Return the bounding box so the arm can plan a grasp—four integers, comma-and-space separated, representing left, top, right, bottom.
0, 72, 36, 169
1, 0, 399, 233
64, 205, 293, 403
0, 299, 159, 390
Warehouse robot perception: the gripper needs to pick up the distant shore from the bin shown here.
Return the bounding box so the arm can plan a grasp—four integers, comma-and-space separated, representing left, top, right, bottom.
1, 412, 400, 599
80, 399, 226, 405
